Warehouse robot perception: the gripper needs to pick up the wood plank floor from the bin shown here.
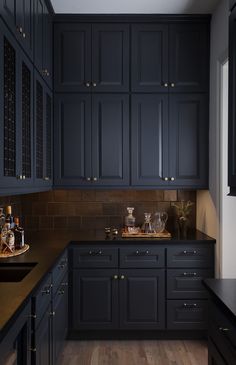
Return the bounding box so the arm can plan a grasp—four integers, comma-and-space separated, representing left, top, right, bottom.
58, 340, 208, 365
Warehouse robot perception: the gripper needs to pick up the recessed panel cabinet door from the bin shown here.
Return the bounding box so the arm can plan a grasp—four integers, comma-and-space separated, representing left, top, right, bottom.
119, 269, 165, 329
131, 94, 169, 186
54, 24, 91, 92
72, 269, 119, 330
169, 94, 208, 188
169, 24, 209, 92
54, 94, 92, 186
91, 94, 130, 186
131, 24, 168, 92
92, 24, 129, 92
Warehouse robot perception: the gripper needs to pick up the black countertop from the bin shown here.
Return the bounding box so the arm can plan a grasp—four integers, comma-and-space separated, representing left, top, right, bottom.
204, 278, 236, 321
0, 229, 215, 340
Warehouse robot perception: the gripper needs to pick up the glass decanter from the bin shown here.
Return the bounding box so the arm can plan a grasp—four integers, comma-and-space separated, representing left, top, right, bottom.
141, 213, 154, 234
125, 207, 136, 232
153, 212, 168, 233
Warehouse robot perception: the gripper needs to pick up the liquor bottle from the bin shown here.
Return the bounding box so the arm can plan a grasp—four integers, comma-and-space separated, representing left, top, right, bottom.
14, 217, 25, 249
5, 206, 14, 229
0, 208, 5, 231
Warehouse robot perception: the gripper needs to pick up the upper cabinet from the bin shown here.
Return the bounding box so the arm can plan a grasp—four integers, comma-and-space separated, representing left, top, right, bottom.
0, 0, 34, 59
54, 23, 130, 92
0, 19, 34, 191
132, 23, 209, 93
131, 94, 208, 188
34, 0, 52, 88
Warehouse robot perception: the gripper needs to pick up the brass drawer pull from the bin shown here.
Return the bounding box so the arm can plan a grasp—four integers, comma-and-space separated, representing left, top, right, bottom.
183, 303, 197, 309
219, 327, 230, 332
183, 272, 197, 277
183, 250, 197, 255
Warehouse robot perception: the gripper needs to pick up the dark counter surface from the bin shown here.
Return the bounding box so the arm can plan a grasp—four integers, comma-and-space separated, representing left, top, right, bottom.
204, 278, 236, 320
0, 229, 215, 340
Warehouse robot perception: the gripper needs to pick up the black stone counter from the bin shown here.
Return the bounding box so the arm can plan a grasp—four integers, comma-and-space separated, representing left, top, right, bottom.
204, 278, 236, 321
0, 229, 215, 340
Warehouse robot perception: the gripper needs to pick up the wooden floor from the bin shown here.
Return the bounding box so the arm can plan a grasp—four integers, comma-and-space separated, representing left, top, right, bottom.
58, 340, 208, 365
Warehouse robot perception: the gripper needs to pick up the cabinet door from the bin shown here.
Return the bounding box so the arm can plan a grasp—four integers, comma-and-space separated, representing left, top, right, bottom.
54, 23, 91, 92
208, 338, 228, 365
0, 21, 21, 189
34, 72, 53, 188
53, 275, 68, 364
229, 7, 236, 192
131, 24, 168, 92
91, 94, 130, 186
33, 307, 51, 365
72, 269, 119, 330
54, 94, 92, 187
131, 94, 169, 186
18, 50, 34, 186
92, 24, 129, 92
119, 269, 165, 330
169, 24, 209, 92
169, 94, 208, 188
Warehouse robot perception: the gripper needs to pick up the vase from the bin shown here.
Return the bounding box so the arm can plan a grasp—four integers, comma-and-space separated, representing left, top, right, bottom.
177, 218, 188, 238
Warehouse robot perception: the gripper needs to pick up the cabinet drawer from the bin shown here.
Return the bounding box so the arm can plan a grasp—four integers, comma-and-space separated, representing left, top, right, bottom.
32, 273, 52, 328
167, 245, 213, 268
167, 299, 208, 330
167, 269, 213, 299
209, 302, 236, 363
120, 246, 165, 268
72, 247, 118, 268
52, 250, 68, 295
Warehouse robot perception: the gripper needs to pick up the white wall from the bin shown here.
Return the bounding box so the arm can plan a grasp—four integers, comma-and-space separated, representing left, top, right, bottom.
196, 0, 236, 278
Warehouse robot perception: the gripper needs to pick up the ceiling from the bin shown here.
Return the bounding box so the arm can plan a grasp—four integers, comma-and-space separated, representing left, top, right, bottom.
50, 0, 220, 14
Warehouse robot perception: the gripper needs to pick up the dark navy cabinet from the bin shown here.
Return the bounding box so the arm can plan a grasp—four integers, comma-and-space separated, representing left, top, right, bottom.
34, 71, 53, 188
0, 0, 34, 59
0, 19, 34, 191
132, 22, 209, 93
54, 23, 129, 93
34, 0, 52, 88
54, 93, 130, 187
131, 93, 208, 188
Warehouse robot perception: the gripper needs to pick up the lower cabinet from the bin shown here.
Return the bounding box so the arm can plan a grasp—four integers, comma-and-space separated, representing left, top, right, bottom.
208, 339, 227, 365
72, 268, 165, 331
31, 250, 68, 365
0, 301, 31, 365
69, 242, 215, 335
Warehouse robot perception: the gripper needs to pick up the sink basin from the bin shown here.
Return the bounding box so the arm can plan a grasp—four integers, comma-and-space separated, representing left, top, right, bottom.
0, 262, 37, 282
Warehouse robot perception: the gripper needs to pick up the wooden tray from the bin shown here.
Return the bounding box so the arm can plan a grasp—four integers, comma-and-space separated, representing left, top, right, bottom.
122, 230, 171, 238
0, 244, 30, 258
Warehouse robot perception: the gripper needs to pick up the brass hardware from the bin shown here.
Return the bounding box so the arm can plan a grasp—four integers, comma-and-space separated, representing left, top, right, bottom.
61, 282, 68, 286
30, 348, 37, 352
17, 175, 23, 180
164, 83, 168, 87
170, 83, 175, 87
183, 272, 197, 277
219, 327, 230, 332
86, 177, 91, 181
164, 177, 169, 181
22, 175, 26, 180
41, 286, 51, 295
85, 82, 90, 87
136, 250, 139, 255
23, 32, 26, 38
170, 177, 175, 181
44, 177, 50, 181
183, 250, 197, 255
93, 177, 98, 181
113, 275, 118, 280
50, 311, 56, 316
183, 303, 197, 308
120, 275, 125, 280
28, 314, 37, 319
19, 26, 23, 34
92, 82, 97, 87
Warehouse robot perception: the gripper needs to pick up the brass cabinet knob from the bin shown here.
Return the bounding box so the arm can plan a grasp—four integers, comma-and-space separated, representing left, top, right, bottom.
170, 177, 175, 181
18, 26, 23, 34
23, 32, 26, 38
93, 177, 98, 181
85, 82, 90, 87
113, 275, 118, 280
22, 175, 26, 180
86, 177, 91, 181
120, 275, 125, 280
164, 83, 168, 87
219, 327, 230, 332
44, 177, 50, 181
50, 311, 56, 316
170, 83, 175, 87
164, 177, 169, 181
17, 175, 23, 180
92, 82, 97, 87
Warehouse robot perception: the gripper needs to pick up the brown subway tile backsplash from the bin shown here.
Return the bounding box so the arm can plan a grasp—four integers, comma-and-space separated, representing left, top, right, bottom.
0, 189, 196, 232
